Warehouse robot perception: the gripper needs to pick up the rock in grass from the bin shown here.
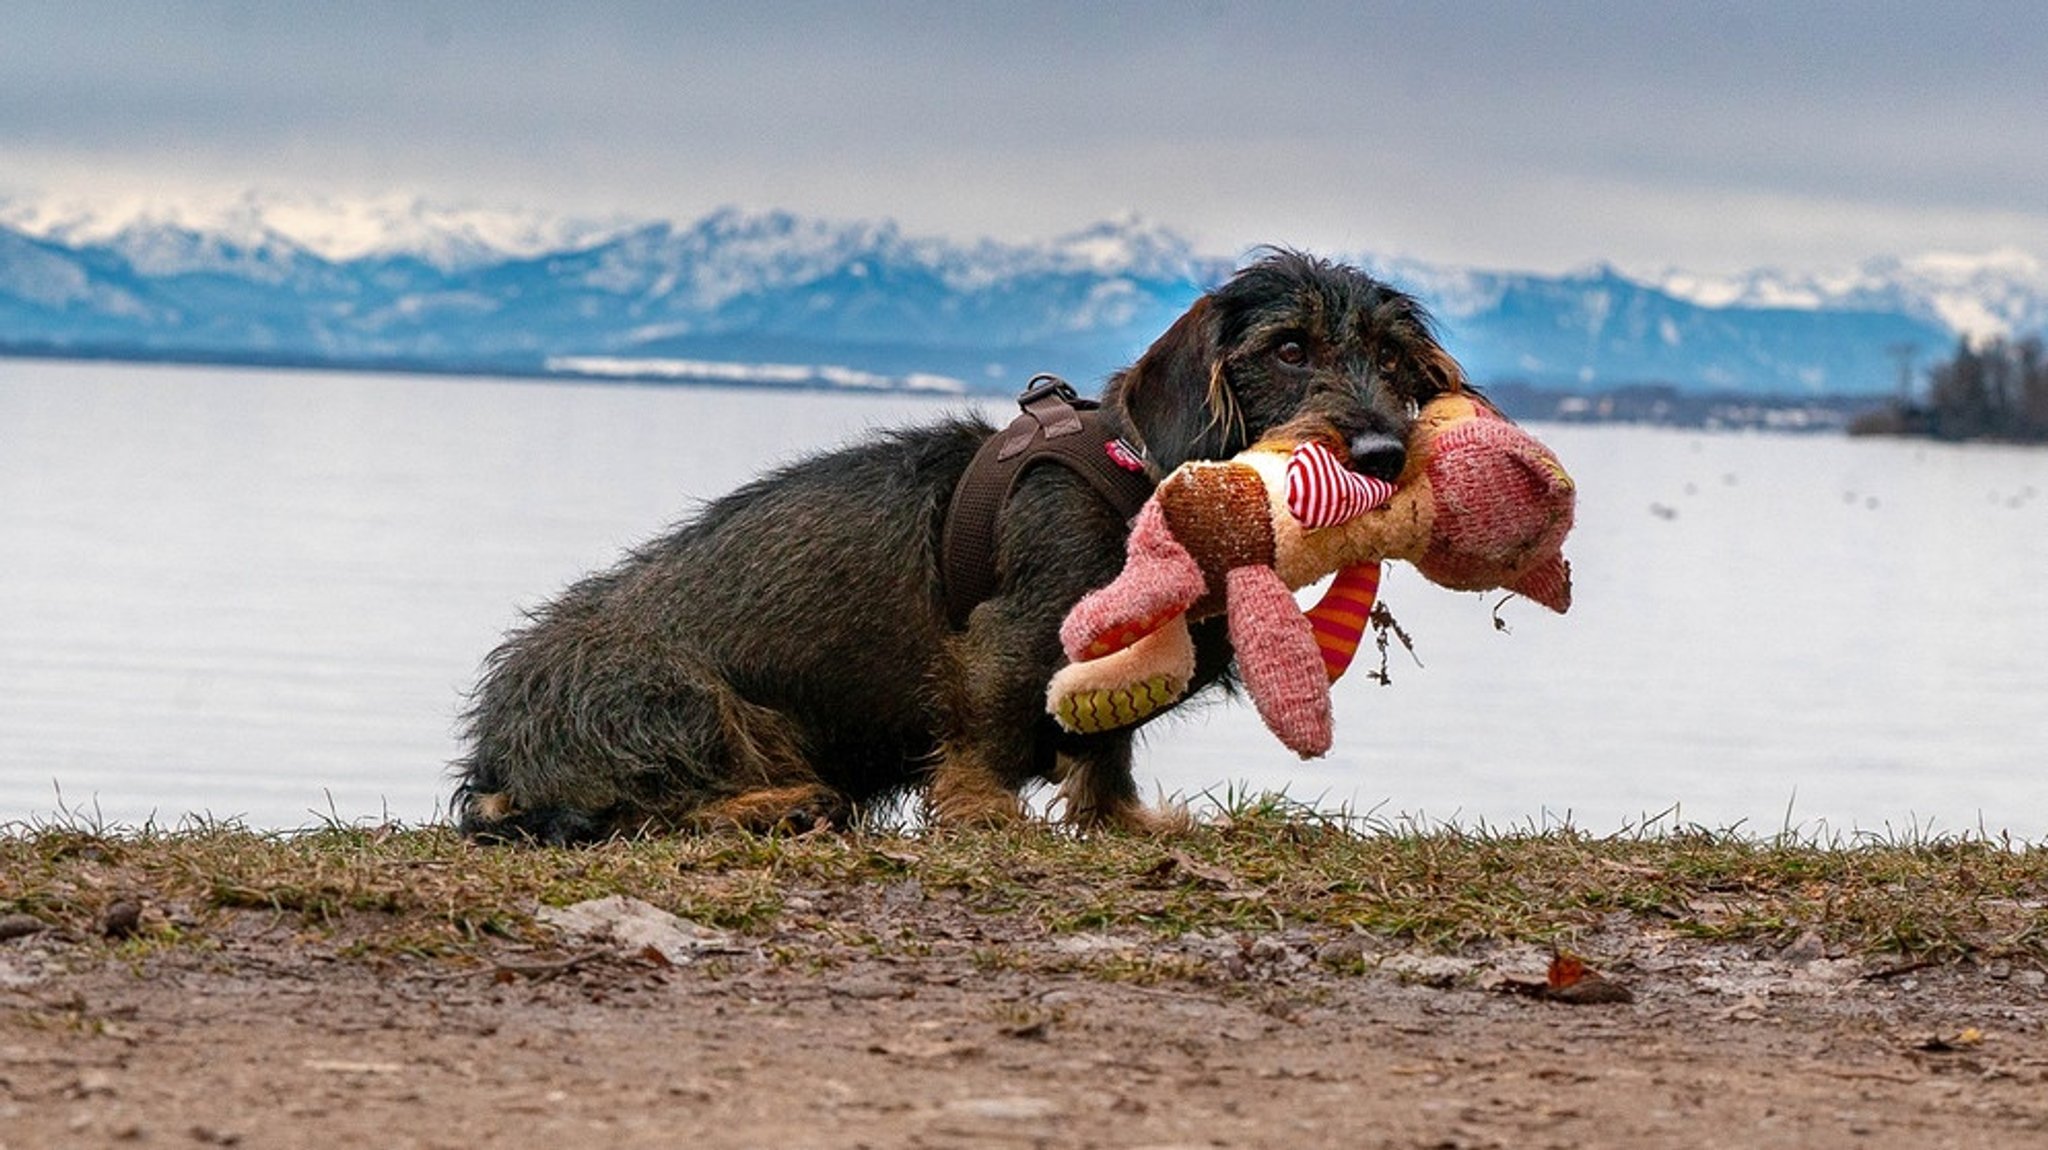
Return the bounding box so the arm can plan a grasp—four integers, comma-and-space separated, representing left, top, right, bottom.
0, 913, 48, 941
100, 900, 143, 940
536, 895, 732, 965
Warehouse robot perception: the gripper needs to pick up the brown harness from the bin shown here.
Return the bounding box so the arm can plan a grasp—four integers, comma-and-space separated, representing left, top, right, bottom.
940, 375, 1156, 629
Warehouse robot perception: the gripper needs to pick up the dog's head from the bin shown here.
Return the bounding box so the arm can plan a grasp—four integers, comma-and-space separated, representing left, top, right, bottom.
1105, 250, 1465, 479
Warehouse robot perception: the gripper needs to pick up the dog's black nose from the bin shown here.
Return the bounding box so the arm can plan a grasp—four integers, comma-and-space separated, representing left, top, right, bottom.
1348, 433, 1407, 482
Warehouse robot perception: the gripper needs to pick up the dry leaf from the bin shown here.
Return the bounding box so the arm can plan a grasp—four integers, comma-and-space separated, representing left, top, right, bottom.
1141, 850, 1242, 891
1547, 953, 1590, 991
1543, 951, 1635, 1005
1915, 1028, 1985, 1053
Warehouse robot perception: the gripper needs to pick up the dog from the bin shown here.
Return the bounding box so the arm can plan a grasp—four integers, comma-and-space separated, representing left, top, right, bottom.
452, 250, 1465, 842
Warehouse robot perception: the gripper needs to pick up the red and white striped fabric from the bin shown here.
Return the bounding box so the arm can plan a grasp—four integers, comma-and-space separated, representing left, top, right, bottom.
1285, 441, 1396, 527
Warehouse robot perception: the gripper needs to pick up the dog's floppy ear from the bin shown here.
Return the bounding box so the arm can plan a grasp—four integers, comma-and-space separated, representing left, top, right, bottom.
1415, 341, 1469, 396
1106, 296, 1236, 474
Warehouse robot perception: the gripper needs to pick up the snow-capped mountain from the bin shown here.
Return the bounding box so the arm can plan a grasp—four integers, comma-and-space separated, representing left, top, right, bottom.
0, 194, 2037, 396
0, 191, 633, 272
1654, 249, 2048, 344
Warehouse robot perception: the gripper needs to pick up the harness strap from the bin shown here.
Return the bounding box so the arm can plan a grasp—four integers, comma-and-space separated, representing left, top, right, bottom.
942, 375, 1156, 629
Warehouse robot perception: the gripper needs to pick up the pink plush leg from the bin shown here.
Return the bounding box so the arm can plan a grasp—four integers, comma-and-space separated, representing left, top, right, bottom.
1303, 563, 1383, 682
1224, 566, 1334, 759
1060, 499, 1208, 661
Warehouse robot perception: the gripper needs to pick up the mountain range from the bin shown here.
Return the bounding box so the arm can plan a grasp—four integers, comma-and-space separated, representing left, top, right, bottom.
4, 193, 2043, 397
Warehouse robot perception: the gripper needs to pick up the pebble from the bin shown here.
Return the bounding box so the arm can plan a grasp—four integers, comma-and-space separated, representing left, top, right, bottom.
830, 977, 906, 1001
1777, 931, 1827, 965
1315, 936, 1373, 968
881, 879, 925, 909
943, 1095, 1059, 1121
100, 900, 143, 940
0, 914, 46, 942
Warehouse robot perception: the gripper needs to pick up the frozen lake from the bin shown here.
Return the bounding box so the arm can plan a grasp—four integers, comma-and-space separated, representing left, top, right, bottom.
2, 359, 2044, 837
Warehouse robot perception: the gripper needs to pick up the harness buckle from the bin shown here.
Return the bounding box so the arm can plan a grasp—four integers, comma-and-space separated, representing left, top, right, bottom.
1018, 373, 1079, 408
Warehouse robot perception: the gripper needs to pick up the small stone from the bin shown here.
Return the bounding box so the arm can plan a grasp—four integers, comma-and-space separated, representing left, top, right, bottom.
1777, 931, 1827, 965
0, 914, 47, 942
2016, 969, 2046, 990
943, 1095, 1059, 1121
100, 900, 143, 940
536, 895, 731, 965
831, 977, 906, 1001
1547, 975, 1636, 1005
1315, 937, 1373, 968
882, 879, 925, 909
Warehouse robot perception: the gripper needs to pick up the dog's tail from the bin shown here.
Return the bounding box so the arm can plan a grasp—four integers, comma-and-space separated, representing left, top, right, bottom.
451, 615, 825, 845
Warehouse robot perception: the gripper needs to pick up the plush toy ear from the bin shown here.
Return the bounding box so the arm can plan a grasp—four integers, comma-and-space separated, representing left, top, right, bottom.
1508, 555, 1572, 614
1418, 417, 1577, 592
1060, 500, 1207, 661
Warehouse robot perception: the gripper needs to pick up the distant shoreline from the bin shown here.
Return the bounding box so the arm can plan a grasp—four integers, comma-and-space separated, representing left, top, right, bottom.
2, 345, 1892, 432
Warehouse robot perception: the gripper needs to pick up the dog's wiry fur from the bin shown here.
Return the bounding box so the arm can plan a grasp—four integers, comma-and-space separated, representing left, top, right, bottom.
453, 251, 1463, 843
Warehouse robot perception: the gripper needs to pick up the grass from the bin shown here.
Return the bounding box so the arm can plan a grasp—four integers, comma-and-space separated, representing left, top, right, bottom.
3, 796, 2044, 972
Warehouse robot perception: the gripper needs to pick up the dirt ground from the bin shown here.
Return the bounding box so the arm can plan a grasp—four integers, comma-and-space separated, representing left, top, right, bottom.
5, 878, 2047, 1150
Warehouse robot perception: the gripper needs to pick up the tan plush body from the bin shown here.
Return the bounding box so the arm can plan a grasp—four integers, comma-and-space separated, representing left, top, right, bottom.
1049, 391, 1575, 757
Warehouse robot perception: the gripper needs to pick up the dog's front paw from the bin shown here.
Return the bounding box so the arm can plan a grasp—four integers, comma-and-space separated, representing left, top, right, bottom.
928, 791, 1026, 830
1064, 796, 1190, 836
697, 785, 849, 834
926, 760, 1028, 830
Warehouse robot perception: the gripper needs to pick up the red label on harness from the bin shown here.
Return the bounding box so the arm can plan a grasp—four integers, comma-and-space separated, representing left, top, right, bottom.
1104, 438, 1144, 473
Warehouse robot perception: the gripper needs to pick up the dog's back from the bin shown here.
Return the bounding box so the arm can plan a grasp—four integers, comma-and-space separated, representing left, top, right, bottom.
454, 416, 991, 840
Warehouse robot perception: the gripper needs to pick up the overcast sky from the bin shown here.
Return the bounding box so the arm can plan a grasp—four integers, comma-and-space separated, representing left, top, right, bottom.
4, 1, 2045, 275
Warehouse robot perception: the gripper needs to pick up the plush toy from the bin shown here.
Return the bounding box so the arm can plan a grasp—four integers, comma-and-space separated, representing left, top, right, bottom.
1047, 391, 1575, 758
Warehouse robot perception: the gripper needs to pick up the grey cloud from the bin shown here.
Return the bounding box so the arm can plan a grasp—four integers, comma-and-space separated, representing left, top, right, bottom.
3, 1, 2045, 273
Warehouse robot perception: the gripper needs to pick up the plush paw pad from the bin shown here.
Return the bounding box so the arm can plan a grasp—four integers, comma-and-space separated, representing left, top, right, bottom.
1053, 676, 1180, 734
1078, 607, 1184, 659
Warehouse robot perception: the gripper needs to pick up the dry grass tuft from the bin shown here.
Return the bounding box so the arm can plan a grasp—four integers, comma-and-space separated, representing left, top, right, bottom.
3, 796, 2043, 971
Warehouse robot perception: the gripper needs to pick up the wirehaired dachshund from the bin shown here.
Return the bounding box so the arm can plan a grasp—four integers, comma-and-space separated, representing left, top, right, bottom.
453, 250, 1465, 842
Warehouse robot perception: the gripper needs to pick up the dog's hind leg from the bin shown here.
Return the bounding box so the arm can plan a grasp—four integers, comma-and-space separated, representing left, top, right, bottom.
693, 784, 849, 833
457, 626, 847, 841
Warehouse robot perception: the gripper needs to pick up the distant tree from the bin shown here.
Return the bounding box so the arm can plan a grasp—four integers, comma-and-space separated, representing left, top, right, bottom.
2016, 336, 2048, 439
1915, 335, 2048, 442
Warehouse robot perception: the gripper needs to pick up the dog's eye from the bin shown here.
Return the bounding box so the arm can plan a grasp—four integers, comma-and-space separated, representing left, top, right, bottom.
1275, 341, 1308, 366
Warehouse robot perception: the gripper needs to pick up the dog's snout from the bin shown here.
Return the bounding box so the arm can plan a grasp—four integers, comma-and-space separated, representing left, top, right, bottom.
1348, 433, 1406, 482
